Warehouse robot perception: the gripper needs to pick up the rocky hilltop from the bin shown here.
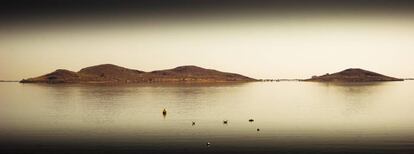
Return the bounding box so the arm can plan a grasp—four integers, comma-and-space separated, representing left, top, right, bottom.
20, 64, 257, 84
304, 68, 403, 82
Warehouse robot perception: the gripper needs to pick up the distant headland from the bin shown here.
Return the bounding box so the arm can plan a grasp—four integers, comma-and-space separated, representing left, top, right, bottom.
17, 65, 406, 84
304, 68, 403, 82
0, 80, 19, 82
20, 64, 257, 84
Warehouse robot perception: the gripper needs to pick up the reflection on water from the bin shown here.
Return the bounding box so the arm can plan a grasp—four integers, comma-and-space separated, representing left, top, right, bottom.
314, 82, 389, 115
0, 81, 414, 153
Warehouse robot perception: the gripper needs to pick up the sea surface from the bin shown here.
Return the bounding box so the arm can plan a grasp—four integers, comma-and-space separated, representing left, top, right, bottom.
0, 81, 414, 154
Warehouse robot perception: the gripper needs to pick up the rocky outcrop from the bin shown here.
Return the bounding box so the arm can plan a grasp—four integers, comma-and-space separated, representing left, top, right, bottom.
304, 68, 403, 82
21, 69, 80, 83
144, 65, 254, 82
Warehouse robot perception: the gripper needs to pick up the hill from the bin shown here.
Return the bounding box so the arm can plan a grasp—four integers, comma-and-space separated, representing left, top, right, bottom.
304, 68, 403, 82
20, 64, 257, 84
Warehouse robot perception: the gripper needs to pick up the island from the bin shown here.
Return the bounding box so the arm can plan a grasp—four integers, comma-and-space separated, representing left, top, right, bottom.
0, 80, 19, 82
304, 68, 404, 82
20, 64, 257, 84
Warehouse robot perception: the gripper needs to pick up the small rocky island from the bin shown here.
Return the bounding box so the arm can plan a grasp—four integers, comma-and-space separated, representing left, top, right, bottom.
20, 64, 257, 84
304, 68, 403, 82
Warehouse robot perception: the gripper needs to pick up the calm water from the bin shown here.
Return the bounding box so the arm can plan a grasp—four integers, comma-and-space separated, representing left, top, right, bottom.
1, 81, 414, 154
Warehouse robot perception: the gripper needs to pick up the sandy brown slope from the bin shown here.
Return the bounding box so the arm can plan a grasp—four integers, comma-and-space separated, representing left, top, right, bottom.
20, 64, 257, 83
304, 68, 403, 82
144, 65, 255, 82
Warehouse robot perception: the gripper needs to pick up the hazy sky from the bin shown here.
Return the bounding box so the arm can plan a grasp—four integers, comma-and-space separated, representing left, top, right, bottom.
1, 1, 414, 80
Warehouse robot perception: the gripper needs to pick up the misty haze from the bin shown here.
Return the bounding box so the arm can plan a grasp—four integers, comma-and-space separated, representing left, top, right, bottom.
1, 0, 414, 154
